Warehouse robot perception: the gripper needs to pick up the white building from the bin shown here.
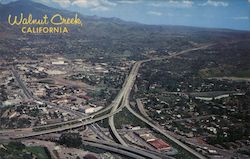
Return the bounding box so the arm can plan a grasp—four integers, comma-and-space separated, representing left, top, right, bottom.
85, 106, 103, 114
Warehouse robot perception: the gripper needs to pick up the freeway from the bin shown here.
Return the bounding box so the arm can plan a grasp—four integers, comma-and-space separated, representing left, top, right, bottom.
30, 78, 133, 131
144, 44, 213, 63
108, 44, 212, 158
81, 137, 165, 159
107, 44, 212, 158
11, 66, 33, 99
12, 66, 84, 117
108, 61, 142, 146
10, 66, 121, 132
8, 46, 207, 127
11, 106, 126, 139
6, 44, 213, 159
89, 123, 113, 142
126, 104, 207, 159
83, 141, 145, 159
11, 95, 142, 139
6, 88, 138, 138
136, 98, 150, 119
11, 114, 170, 159
7, 44, 213, 134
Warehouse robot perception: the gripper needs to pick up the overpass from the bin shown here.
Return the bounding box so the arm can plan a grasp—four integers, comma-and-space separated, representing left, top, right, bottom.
7, 44, 213, 159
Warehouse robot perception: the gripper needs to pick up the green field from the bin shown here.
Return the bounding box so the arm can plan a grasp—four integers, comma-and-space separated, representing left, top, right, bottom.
0, 142, 51, 159
113, 107, 147, 129
26, 146, 51, 159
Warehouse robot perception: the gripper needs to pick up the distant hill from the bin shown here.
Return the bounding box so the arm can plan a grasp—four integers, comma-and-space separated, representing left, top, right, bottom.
1, 0, 249, 33
0, 0, 76, 21
0, 0, 143, 37
0, 0, 250, 59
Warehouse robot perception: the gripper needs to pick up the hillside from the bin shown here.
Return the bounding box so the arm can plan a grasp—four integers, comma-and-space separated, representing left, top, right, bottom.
0, 0, 250, 60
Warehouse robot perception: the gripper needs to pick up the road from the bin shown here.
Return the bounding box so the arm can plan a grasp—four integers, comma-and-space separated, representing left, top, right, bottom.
7, 44, 212, 133
10, 105, 130, 139
81, 137, 165, 159
108, 61, 142, 146
108, 44, 212, 158
29, 80, 135, 131
89, 123, 113, 142
120, 45, 211, 159
83, 141, 145, 159
10, 66, 120, 133
136, 98, 150, 119
126, 104, 207, 159
6, 44, 213, 159
107, 44, 211, 159
9, 62, 141, 144
12, 66, 84, 117
11, 66, 33, 99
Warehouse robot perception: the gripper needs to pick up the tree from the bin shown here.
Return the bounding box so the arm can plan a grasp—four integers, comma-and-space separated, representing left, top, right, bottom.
8, 141, 26, 150
58, 133, 82, 148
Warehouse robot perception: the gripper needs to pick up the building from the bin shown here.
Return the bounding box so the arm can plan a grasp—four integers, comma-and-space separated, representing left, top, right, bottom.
131, 126, 141, 130
34, 88, 46, 97
52, 58, 67, 65
45, 70, 66, 75
139, 133, 155, 142
84, 106, 103, 114
148, 139, 171, 150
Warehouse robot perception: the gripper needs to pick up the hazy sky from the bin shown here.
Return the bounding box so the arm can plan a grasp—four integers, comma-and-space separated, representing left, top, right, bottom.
1, 0, 250, 30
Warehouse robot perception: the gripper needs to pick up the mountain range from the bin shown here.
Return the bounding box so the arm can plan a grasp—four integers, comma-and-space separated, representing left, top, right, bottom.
0, 0, 250, 59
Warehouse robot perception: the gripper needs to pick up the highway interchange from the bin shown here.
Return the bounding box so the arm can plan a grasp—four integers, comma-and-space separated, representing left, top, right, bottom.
1, 45, 213, 159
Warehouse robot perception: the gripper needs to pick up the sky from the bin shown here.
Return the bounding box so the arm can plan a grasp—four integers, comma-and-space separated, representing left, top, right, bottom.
1, 0, 250, 30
